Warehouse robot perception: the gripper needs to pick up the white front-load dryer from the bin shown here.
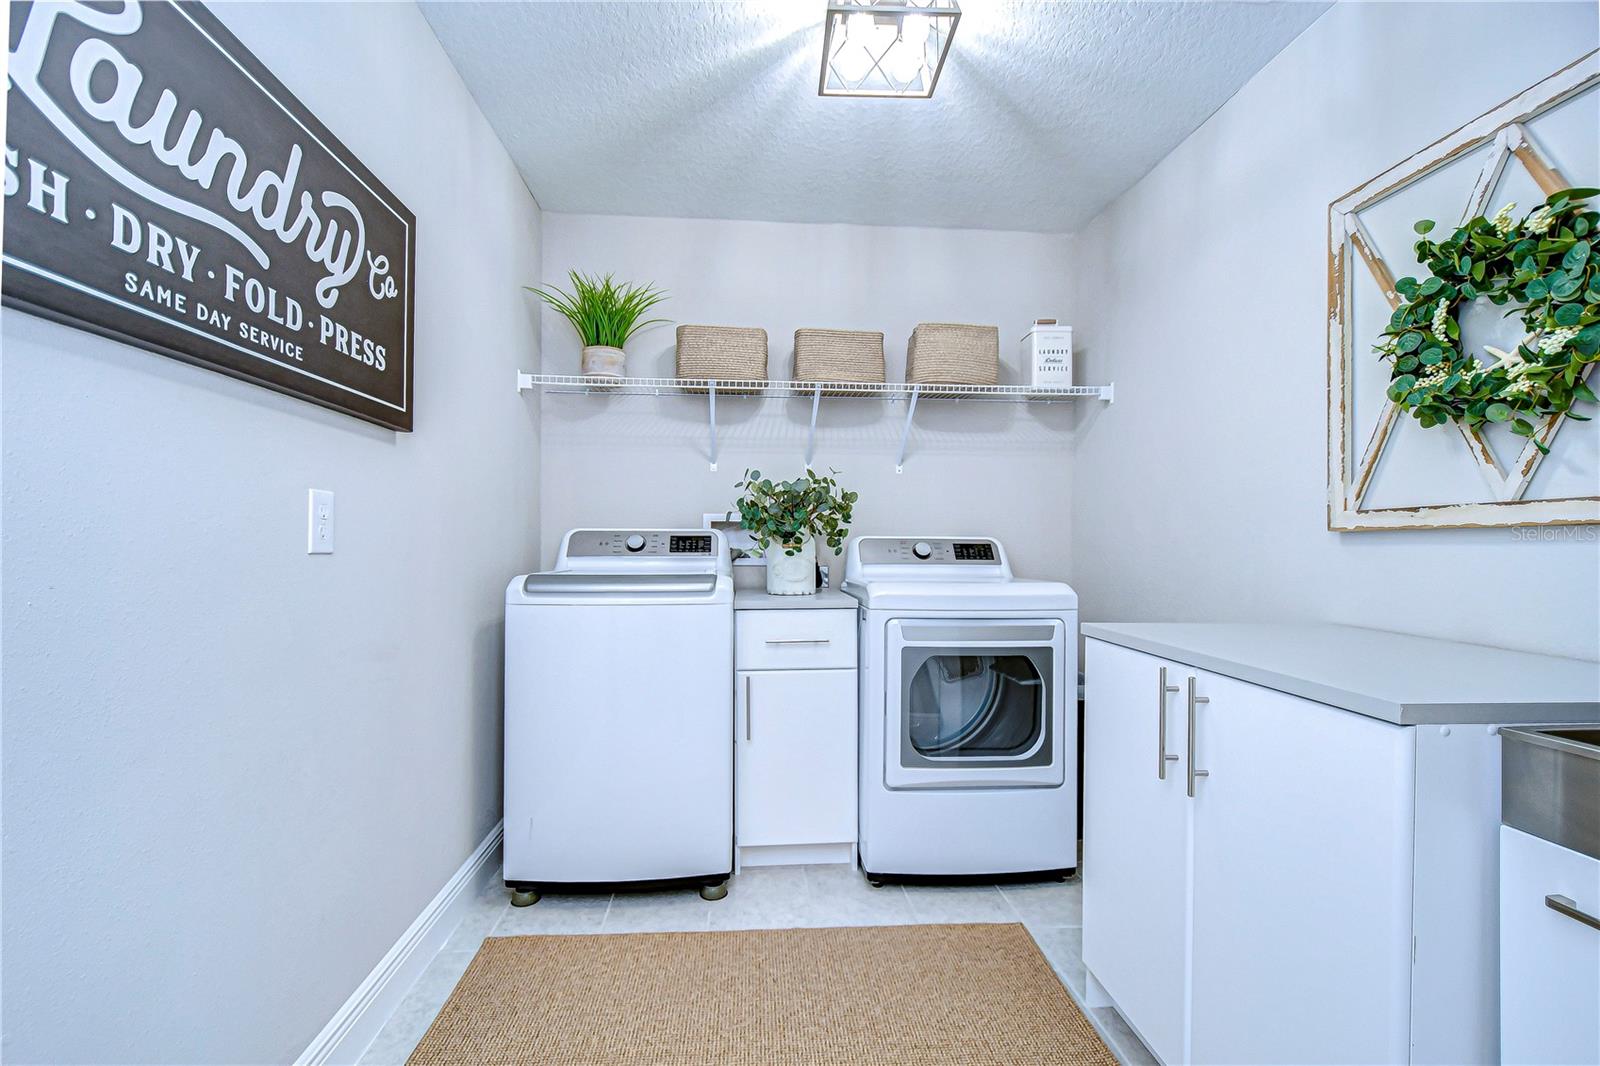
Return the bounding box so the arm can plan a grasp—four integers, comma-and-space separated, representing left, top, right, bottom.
843, 536, 1078, 880
504, 529, 733, 903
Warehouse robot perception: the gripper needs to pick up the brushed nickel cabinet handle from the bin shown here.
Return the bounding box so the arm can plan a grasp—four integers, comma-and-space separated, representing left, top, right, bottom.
1158, 666, 1180, 780
765, 638, 831, 646
745, 675, 753, 742
1546, 894, 1600, 931
1187, 676, 1210, 799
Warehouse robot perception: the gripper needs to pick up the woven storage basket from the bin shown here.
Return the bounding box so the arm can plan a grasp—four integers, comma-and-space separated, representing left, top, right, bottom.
793, 329, 886, 394
676, 325, 767, 393
906, 323, 1000, 386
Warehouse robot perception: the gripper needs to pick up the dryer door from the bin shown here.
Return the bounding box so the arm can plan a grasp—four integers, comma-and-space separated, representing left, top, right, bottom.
884, 618, 1066, 789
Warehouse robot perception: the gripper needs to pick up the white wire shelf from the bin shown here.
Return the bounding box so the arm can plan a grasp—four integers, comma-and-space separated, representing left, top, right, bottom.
515, 372, 1114, 472
515, 373, 1113, 403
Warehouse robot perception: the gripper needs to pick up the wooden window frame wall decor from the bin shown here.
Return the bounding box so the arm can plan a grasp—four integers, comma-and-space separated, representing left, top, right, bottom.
1327, 51, 1600, 531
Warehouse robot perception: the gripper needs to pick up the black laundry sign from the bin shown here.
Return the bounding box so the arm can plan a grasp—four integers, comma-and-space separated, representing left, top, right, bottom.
4, 0, 416, 430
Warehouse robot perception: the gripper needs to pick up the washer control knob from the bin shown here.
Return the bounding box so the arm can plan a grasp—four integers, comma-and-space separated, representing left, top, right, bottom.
625, 534, 647, 553
913, 541, 933, 559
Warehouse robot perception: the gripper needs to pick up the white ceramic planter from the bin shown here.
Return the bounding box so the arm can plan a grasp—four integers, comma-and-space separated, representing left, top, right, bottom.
765, 538, 816, 595
581, 345, 626, 378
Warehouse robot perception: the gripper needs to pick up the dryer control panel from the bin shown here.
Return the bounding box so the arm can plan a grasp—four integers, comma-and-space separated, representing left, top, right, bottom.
857, 538, 1000, 565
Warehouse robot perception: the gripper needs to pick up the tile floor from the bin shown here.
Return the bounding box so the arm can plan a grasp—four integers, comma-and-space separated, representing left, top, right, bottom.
358, 864, 1157, 1065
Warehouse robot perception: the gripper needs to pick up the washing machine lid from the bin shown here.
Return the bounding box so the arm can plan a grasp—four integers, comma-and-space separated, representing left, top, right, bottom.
520, 571, 719, 595
843, 577, 1076, 613
507, 528, 733, 606
508, 570, 733, 606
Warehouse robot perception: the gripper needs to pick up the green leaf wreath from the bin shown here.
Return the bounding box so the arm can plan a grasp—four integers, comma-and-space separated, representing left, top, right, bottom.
1377, 187, 1600, 452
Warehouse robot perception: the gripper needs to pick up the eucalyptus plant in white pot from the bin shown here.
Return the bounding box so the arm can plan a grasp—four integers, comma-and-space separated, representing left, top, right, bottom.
526, 271, 668, 378
733, 468, 857, 595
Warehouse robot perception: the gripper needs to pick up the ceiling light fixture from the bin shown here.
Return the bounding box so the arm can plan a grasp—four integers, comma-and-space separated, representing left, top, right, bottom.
818, 0, 960, 100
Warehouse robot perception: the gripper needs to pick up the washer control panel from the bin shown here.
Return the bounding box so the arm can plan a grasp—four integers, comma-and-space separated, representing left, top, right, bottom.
858, 538, 999, 565
566, 530, 717, 557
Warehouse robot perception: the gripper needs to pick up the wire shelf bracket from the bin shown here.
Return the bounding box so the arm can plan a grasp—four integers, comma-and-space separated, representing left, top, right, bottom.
805, 383, 822, 467
895, 386, 922, 474
707, 382, 719, 471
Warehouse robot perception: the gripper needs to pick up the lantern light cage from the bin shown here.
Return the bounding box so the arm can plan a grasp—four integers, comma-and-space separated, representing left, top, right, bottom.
818, 0, 961, 99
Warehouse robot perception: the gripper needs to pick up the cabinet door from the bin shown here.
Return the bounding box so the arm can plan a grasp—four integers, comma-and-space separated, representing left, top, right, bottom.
1501, 825, 1600, 1066
1082, 640, 1190, 1066
1188, 671, 1414, 1066
736, 669, 857, 847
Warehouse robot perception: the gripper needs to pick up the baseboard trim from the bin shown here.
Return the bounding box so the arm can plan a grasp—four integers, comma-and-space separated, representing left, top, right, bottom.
738, 842, 855, 868
295, 820, 504, 1066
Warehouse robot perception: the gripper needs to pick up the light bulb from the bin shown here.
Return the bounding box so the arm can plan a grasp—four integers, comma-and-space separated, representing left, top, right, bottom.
902, 14, 931, 50
883, 15, 930, 85
831, 42, 874, 84
830, 12, 879, 84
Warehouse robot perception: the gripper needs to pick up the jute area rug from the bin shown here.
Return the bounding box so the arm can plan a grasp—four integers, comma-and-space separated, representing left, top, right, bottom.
408, 922, 1116, 1065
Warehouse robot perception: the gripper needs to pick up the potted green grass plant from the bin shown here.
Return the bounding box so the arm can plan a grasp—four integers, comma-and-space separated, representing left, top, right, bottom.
733, 468, 857, 595
526, 271, 668, 378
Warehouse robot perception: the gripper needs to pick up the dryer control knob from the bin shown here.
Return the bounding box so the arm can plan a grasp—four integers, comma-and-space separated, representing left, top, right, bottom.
913, 541, 933, 559
625, 534, 647, 552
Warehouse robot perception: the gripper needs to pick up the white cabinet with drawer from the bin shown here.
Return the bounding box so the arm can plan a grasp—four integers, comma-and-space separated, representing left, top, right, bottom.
734, 592, 859, 868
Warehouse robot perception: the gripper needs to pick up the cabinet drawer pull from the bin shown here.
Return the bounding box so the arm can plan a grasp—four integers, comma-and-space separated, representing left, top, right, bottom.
1157, 666, 1180, 780
1186, 676, 1209, 798
765, 638, 831, 646
1546, 894, 1600, 931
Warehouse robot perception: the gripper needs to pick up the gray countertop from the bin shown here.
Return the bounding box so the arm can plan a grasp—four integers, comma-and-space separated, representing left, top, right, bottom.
735, 588, 858, 611
1082, 622, 1600, 726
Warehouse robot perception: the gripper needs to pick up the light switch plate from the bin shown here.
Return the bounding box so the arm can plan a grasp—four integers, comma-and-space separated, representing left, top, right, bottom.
307, 489, 334, 554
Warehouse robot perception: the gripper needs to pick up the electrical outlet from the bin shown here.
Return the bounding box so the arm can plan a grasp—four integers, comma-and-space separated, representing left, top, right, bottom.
307, 489, 334, 554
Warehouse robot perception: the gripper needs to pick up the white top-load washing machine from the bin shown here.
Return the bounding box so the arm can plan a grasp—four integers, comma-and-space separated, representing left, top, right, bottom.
843, 536, 1078, 880
504, 529, 733, 901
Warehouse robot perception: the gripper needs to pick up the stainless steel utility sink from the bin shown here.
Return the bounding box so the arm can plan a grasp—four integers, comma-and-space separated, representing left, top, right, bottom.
1536, 727, 1600, 747
1501, 725, 1600, 860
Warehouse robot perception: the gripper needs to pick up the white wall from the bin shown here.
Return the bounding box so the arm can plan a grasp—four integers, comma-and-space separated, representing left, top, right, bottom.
1071, 1, 1600, 660
537, 213, 1077, 583
0, 4, 541, 1062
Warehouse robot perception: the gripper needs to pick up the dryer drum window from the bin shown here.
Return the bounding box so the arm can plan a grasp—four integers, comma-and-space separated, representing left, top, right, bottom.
900, 646, 1053, 767
908, 655, 1043, 755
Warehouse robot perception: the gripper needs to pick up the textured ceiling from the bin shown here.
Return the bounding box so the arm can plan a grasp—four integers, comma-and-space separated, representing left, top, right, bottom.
420, 0, 1329, 233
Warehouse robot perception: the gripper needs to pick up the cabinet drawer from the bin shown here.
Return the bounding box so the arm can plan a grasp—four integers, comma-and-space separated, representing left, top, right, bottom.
736, 609, 857, 670
1501, 825, 1600, 1066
